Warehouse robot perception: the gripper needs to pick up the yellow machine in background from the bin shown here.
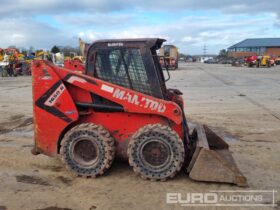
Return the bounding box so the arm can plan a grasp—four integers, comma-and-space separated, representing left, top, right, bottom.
17, 53, 25, 61
79, 38, 86, 58
78, 38, 90, 61
0, 49, 4, 61
35, 50, 50, 60
257, 55, 271, 68
65, 52, 84, 63
158, 45, 179, 70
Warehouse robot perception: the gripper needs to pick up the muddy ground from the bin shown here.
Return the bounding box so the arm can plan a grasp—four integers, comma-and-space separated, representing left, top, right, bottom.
0, 63, 279, 210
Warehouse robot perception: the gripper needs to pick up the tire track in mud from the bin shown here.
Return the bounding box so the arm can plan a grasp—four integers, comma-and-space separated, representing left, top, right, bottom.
0, 116, 33, 134
197, 66, 280, 121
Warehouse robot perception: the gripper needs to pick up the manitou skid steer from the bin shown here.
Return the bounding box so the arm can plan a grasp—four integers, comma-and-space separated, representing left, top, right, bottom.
32, 38, 247, 186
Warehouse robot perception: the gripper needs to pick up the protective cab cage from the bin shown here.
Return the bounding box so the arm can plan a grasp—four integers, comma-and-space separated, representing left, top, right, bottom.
86, 38, 167, 99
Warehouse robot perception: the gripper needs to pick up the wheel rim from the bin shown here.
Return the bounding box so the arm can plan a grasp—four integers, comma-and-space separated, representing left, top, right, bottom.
71, 138, 99, 167
140, 139, 171, 169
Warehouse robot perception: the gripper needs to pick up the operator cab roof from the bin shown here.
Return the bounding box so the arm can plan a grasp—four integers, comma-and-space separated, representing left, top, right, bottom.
88, 38, 166, 52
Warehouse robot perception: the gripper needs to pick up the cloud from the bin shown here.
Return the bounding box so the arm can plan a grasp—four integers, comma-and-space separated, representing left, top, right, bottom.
0, 17, 75, 49
54, 13, 135, 27
1, 0, 280, 18
73, 13, 278, 54
0, 0, 130, 18
0, 1, 280, 54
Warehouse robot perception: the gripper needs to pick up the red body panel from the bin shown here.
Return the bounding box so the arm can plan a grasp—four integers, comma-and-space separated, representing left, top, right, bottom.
63, 59, 85, 74
32, 61, 78, 156
57, 67, 183, 124
32, 60, 184, 157
66, 85, 92, 103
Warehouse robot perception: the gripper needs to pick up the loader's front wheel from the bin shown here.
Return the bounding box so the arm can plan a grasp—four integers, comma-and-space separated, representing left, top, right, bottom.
60, 123, 115, 177
128, 124, 185, 181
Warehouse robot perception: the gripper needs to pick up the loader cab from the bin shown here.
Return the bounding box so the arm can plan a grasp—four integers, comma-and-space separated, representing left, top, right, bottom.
86, 38, 167, 99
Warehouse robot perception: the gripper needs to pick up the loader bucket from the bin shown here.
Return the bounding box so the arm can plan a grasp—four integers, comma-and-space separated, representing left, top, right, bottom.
187, 125, 248, 187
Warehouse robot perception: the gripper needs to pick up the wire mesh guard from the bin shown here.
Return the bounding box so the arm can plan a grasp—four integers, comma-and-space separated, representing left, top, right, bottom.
95, 48, 152, 95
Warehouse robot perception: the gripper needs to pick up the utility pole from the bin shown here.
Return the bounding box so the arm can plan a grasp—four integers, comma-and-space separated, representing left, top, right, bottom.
203, 44, 207, 56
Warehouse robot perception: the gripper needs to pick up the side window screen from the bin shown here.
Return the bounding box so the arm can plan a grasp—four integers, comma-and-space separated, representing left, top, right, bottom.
95, 49, 130, 89
95, 48, 152, 95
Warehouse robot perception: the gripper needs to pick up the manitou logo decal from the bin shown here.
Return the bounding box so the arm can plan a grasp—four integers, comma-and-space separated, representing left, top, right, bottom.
113, 88, 166, 113
101, 84, 166, 113
45, 84, 65, 106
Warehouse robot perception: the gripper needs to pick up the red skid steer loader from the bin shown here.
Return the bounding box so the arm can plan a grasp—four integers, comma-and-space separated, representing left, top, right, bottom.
32, 38, 247, 186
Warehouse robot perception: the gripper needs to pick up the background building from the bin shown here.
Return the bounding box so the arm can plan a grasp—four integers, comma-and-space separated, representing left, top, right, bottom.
228, 38, 280, 58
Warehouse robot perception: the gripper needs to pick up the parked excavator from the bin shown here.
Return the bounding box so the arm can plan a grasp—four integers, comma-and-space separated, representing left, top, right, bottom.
31, 38, 247, 186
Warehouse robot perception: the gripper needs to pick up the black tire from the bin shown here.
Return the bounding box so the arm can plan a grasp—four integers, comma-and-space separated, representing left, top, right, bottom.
60, 123, 115, 177
128, 124, 185, 181
267, 61, 271, 68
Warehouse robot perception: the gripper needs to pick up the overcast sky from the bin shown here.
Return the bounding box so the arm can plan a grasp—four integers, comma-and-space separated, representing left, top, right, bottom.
1, 0, 280, 54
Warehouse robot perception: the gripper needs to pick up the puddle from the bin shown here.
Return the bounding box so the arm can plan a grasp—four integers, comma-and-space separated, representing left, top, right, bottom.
0, 117, 33, 135
16, 175, 51, 186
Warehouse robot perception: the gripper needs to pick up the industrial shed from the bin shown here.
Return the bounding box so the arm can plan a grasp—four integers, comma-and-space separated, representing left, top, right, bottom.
228, 38, 280, 58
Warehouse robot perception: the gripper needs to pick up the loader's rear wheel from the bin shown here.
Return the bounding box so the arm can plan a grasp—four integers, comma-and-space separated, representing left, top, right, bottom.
128, 124, 185, 181
60, 123, 115, 177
